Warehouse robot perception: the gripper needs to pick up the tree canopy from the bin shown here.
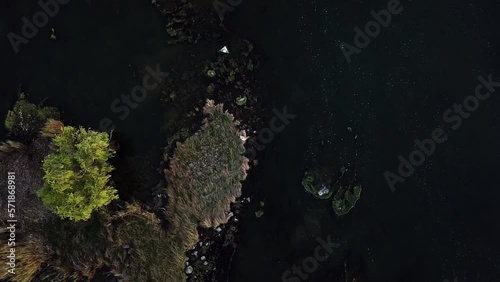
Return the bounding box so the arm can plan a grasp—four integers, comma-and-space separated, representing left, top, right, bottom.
37, 125, 117, 221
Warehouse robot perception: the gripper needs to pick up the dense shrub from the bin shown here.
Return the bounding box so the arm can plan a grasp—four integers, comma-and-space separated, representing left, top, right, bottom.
4, 96, 59, 138
37, 124, 118, 221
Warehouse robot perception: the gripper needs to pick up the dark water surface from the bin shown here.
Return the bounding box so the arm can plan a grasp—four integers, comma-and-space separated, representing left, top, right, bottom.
227, 0, 500, 281
1, 1, 500, 282
1, 0, 171, 155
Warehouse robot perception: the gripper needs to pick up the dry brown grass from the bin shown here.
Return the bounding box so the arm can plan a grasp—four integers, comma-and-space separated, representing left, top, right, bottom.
0, 233, 51, 282
166, 99, 249, 228
30, 203, 177, 282
108, 203, 183, 281
162, 99, 249, 280
40, 119, 64, 138
0, 140, 25, 157
39, 211, 112, 280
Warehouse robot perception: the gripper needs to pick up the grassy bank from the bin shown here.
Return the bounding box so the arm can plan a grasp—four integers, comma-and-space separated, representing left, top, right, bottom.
163, 99, 249, 281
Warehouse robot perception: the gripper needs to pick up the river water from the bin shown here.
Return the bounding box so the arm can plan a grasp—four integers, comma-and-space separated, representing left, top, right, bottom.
1, 0, 168, 155
1, 1, 500, 282
227, 0, 500, 281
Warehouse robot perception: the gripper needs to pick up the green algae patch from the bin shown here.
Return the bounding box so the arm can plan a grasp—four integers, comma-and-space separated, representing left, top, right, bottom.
235, 95, 247, 106
301, 166, 362, 216
332, 185, 362, 216
207, 69, 216, 77
255, 201, 265, 218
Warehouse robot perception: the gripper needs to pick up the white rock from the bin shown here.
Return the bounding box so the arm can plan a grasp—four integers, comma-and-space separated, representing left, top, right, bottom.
185, 266, 193, 274
317, 185, 330, 196
218, 46, 229, 54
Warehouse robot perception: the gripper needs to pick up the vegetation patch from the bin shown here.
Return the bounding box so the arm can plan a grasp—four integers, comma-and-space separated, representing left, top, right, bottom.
332, 185, 362, 217
301, 171, 334, 200
0, 233, 51, 282
4, 94, 59, 138
164, 99, 249, 280
37, 121, 118, 221
301, 168, 362, 216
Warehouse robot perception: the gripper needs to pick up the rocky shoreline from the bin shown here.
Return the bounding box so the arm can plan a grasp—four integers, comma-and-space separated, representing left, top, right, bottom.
154, 1, 268, 280
99, 2, 269, 279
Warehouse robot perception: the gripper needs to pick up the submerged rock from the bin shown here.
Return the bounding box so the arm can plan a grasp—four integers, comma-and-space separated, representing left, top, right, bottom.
302, 165, 362, 215
332, 185, 362, 216
255, 201, 265, 218
235, 96, 247, 106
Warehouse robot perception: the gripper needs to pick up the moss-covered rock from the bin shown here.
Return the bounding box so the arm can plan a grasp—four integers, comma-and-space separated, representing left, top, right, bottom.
301, 171, 334, 200
255, 201, 265, 218
302, 165, 362, 215
332, 185, 362, 216
235, 96, 247, 106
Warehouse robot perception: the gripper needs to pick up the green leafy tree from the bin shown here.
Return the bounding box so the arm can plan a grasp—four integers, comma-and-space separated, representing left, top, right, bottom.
37, 125, 118, 221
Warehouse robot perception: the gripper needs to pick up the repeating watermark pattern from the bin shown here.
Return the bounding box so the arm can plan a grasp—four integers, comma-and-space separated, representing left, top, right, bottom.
281, 235, 341, 282
385, 74, 500, 192
7, 0, 72, 54
99, 64, 168, 133
246, 106, 297, 160
213, 0, 243, 21
6, 172, 17, 276
341, 0, 404, 63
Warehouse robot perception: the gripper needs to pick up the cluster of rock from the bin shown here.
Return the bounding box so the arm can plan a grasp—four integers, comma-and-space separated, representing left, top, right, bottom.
301, 165, 362, 216
154, 0, 221, 44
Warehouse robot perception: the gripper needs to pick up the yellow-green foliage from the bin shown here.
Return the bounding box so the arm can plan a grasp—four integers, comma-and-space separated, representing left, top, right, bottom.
37, 125, 118, 221
163, 99, 249, 281
4, 96, 59, 138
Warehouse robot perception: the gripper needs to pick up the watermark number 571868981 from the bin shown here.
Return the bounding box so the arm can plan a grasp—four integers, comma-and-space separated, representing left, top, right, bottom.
6, 172, 17, 276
